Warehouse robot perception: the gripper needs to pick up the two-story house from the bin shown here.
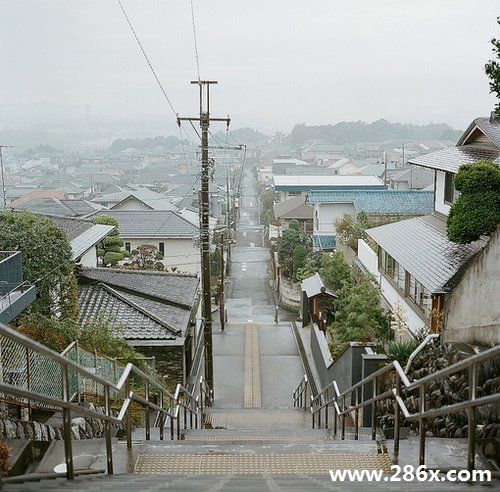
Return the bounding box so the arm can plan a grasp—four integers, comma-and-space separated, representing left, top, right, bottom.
356, 116, 500, 344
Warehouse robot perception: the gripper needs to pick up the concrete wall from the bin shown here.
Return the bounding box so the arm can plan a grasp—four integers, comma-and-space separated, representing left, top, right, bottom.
78, 247, 98, 268
357, 239, 379, 281
310, 323, 376, 396
444, 227, 500, 345
279, 275, 300, 312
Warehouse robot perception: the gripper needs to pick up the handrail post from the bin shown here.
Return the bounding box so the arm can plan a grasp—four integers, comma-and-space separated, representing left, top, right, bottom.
126, 379, 132, 449
394, 374, 401, 463
418, 384, 426, 466
61, 365, 74, 480
341, 395, 346, 440
170, 396, 174, 440
159, 390, 164, 441
145, 380, 150, 441
333, 393, 338, 437
104, 384, 114, 475
199, 378, 204, 413
371, 376, 377, 441
75, 342, 81, 403
354, 388, 360, 440
467, 363, 477, 472
94, 349, 98, 398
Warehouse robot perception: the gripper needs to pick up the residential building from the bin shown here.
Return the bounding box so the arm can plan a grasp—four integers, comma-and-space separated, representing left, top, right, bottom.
357, 116, 500, 343
273, 175, 385, 202
273, 196, 313, 234
78, 267, 201, 383
95, 210, 201, 274
307, 189, 434, 252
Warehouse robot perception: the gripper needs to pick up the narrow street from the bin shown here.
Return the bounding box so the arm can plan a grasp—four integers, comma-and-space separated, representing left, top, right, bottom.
213, 169, 303, 409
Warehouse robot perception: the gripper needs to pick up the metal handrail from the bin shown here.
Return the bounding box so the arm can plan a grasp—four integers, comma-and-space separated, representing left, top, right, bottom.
405, 333, 440, 373
292, 374, 308, 410
199, 375, 213, 413
0, 322, 200, 481
307, 344, 500, 473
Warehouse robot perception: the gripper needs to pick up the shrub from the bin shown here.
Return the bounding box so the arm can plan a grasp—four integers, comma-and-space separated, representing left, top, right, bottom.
0, 441, 10, 477
386, 339, 420, 367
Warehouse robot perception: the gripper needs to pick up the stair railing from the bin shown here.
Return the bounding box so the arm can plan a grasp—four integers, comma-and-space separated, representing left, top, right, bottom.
199, 375, 213, 413
0, 322, 196, 481
292, 374, 308, 410
171, 383, 199, 440
308, 344, 500, 473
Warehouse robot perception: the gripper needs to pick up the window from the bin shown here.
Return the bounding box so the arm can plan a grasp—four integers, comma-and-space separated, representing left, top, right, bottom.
380, 249, 406, 291
159, 242, 165, 255
408, 275, 432, 317
125, 242, 131, 252
444, 171, 459, 204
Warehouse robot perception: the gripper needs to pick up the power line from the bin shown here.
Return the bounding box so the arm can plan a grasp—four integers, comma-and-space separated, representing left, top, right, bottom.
190, 0, 201, 81
116, 0, 177, 116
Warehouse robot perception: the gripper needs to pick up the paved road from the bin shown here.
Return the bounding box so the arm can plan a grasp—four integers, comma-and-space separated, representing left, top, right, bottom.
213, 170, 303, 409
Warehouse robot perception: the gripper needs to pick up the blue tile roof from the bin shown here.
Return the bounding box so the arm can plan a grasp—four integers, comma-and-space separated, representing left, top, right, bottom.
307, 190, 434, 214
313, 235, 336, 250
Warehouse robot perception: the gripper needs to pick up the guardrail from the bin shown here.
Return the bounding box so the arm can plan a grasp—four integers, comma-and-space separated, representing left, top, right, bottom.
292, 375, 308, 411
306, 344, 500, 473
0, 322, 212, 480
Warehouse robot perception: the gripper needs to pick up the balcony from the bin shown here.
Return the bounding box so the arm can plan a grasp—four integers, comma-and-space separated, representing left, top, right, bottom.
0, 251, 36, 324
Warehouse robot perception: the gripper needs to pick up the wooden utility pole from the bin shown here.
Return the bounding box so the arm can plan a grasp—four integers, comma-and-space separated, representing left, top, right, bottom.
219, 232, 225, 331
177, 81, 230, 390
0, 145, 18, 208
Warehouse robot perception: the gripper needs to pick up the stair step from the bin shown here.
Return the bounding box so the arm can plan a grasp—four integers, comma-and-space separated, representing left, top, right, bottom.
182, 428, 334, 441
134, 451, 392, 475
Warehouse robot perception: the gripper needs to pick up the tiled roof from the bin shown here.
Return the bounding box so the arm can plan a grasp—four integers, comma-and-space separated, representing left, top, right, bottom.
307, 190, 434, 214
301, 273, 337, 298
408, 146, 500, 174
9, 189, 66, 207
79, 267, 199, 308
43, 215, 94, 241
273, 196, 312, 219
77, 283, 185, 344
366, 214, 482, 294
94, 210, 199, 238
457, 117, 500, 148
313, 235, 336, 250
70, 224, 115, 260
16, 198, 102, 217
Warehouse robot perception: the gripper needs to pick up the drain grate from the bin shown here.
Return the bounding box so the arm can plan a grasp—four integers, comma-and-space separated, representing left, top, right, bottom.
135, 453, 392, 475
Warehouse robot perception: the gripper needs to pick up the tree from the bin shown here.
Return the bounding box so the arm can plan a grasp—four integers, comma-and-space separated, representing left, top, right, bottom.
0, 211, 77, 319
335, 212, 371, 250
446, 161, 500, 243
331, 274, 391, 351
292, 244, 307, 282
94, 216, 127, 266
485, 17, 500, 117
128, 244, 164, 270
278, 228, 305, 279
319, 251, 351, 292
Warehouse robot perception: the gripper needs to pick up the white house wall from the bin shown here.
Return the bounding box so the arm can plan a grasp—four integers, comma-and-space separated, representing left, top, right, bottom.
124, 237, 200, 274
78, 247, 99, 268
379, 276, 427, 335
357, 239, 379, 281
434, 171, 451, 216
315, 203, 356, 234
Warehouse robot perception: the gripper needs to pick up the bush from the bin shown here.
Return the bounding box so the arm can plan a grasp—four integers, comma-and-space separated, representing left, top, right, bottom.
447, 161, 500, 243
0, 441, 10, 477
386, 339, 419, 366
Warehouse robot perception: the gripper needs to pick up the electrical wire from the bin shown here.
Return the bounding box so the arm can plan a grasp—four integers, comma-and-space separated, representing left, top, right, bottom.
190, 0, 201, 82
116, 0, 177, 116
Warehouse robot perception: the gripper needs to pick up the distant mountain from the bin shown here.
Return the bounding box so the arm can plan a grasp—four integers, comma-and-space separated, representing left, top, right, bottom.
289, 120, 463, 147
108, 135, 182, 152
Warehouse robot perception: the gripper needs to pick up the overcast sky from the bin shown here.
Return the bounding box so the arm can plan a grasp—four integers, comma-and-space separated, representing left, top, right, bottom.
0, 0, 499, 139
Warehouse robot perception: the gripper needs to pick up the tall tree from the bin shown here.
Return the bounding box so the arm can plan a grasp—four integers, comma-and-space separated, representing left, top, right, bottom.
0, 211, 77, 319
485, 17, 500, 117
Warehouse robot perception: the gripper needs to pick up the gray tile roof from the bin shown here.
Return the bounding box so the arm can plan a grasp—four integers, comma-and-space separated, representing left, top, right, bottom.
301, 273, 336, 298
366, 214, 482, 294
307, 190, 434, 214
77, 283, 185, 344
43, 215, 94, 240
457, 117, 500, 148
94, 210, 199, 238
273, 196, 313, 220
408, 145, 500, 174
18, 198, 102, 217
79, 267, 199, 308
